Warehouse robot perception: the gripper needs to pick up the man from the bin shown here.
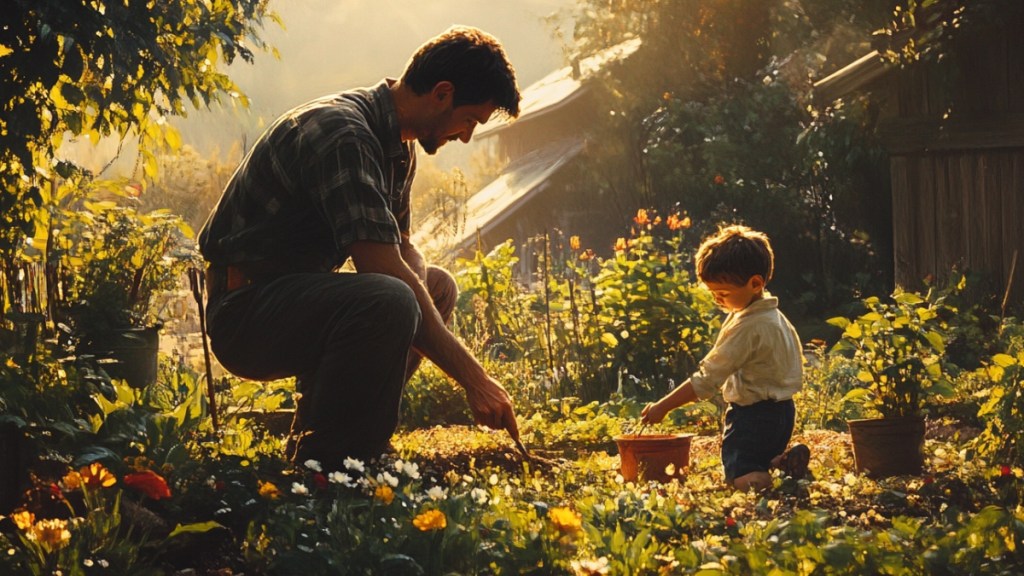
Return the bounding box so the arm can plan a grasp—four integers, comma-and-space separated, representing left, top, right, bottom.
198, 26, 522, 469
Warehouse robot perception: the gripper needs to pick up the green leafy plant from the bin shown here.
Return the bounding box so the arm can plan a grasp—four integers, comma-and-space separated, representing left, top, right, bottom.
828, 289, 956, 418
57, 203, 199, 334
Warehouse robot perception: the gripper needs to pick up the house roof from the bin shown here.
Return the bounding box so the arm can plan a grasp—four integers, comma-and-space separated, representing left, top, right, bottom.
476, 37, 642, 138
813, 50, 890, 102
413, 137, 585, 255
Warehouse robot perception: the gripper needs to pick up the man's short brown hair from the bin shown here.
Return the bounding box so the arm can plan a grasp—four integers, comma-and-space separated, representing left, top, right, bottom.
695, 225, 774, 286
401, 26, 521, 118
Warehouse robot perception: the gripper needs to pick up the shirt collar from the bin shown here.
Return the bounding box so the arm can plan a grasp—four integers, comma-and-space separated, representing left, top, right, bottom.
734, 292, 779, 318
373, 78, 406, 160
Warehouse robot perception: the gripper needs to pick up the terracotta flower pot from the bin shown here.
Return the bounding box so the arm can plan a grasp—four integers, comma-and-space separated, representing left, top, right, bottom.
614, 433, 694, 483
848, 416, 926, 478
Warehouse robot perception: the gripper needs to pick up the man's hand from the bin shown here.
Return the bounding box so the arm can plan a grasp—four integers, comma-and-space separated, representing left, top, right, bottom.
464, 376, 520, 441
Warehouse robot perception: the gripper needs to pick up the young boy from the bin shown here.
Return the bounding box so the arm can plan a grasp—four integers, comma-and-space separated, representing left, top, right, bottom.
641, 225, 809, 491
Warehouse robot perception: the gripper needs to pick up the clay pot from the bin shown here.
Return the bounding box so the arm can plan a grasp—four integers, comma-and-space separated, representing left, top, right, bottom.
614, 434, 694, 482
848, 416, 926, 478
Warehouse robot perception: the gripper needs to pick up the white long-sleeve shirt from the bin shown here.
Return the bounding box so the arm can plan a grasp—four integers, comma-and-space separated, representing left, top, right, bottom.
689, 295, 803, 405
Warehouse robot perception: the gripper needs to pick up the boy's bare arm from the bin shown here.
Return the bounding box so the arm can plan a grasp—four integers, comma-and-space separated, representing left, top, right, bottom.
641, 379, 699, 424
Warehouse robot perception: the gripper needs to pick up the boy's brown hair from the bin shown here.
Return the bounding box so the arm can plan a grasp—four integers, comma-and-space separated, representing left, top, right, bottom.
695, 225, 774, 286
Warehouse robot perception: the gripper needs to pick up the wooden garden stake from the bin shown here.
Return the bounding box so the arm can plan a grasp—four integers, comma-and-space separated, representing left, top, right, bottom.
189, 267, 220, 432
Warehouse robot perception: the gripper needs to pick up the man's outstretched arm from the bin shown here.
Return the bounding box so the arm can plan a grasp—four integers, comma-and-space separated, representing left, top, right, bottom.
349, 240, 520, 440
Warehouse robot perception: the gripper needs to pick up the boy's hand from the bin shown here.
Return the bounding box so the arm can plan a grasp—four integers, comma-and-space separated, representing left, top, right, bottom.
640, 401, 669, 425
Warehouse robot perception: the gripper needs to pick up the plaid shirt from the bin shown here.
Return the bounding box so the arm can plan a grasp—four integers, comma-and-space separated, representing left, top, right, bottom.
199, 79, 415, 271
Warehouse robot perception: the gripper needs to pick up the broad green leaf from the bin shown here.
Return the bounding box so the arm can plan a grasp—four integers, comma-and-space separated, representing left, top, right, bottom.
168, 521, 226, 538
893, 292, 925, 305
991, 353, 1016, 368
827, 317, 850, 329
842, 388, 872, 403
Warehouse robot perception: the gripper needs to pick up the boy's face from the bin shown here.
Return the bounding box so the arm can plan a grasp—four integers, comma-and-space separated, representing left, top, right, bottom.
702, 275, 765, 313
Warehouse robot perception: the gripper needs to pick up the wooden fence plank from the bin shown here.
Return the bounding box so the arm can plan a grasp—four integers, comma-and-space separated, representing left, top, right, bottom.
891, 156, 914, 289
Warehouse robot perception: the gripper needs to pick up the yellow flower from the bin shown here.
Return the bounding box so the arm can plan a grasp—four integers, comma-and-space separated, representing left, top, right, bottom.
258, 480, 281, 500
80, 462, 116, 489
12, 509, 34, 531
28, 518, 71, 552
570, 235, 581, 251
548, 507, 582, 534
61, 471, 83, 492
613, 238, 628, 252
375, 485, 395, 505
412, 509, 447, 532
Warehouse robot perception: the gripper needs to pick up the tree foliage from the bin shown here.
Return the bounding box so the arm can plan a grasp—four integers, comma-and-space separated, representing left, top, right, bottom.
559, 0, 905, 322
0, 0, 277, 257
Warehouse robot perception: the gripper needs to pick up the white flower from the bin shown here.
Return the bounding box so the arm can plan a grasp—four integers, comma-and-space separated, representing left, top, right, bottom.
343, 457, 365, 473
304, 459, 322, 472
426, 486, 447, 501
98, 559, 109, 568
83, 559, 94, 568
379, 472, 399, 488
470, 488, 488, 504
329, 471, 353, 486
570, 556, 610, 575
488, 473, 498, 486
403, 461, 421, 480
291, 482, 309, 495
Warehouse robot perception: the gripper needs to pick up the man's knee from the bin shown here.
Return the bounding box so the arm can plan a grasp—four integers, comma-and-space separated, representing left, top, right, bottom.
371, 274, 422, 334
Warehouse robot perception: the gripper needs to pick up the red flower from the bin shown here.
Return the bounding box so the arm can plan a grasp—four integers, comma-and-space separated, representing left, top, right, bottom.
313, 473, 328, 490
49, 483, 63, 500
1001, 465, 1012, 477
725, 516, 736, 528
713, 174, 726, 186
123, 470, 172, 500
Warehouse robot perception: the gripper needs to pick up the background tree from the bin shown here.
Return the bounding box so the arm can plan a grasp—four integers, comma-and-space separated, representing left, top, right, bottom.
560, 0, 900, 331
0, 0, 276, 262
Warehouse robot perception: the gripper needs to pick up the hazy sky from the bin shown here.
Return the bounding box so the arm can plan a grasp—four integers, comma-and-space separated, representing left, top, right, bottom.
177, 0, 575, 154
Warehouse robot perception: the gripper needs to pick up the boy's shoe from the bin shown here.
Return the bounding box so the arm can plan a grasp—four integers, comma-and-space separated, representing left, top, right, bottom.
778, 444, 810, 480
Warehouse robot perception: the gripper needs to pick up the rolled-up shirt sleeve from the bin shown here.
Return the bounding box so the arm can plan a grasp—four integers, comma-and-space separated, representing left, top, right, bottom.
689, 322, 751, 399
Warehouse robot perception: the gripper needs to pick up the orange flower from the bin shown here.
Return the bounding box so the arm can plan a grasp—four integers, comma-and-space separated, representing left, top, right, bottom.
667, 214, 691, 231
548, 507, 582, 534
412, 509, 447, 531
374, 485, 395, 505
570, 235, 581, 251
713, 174, 726, 185
613, 238, 628, 252
61, 470, 83, 492
12, 509, 34, 531
123, 470, 172, 500
633, 209, 650, 226
258, 480, 281, 500
28, 518, 71, 552
80, 462, 116, 489
579, 248, 595, 262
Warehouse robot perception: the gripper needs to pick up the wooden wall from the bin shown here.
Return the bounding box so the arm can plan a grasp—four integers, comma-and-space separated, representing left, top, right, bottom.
892, 150, 1024, 302
885, 5, 1024, 306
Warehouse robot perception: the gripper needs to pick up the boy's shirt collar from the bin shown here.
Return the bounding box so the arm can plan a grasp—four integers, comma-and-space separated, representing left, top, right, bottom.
732, 292, 778, 318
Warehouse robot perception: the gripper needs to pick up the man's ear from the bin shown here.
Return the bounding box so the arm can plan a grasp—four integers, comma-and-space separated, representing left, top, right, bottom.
431, 81, 454, 104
